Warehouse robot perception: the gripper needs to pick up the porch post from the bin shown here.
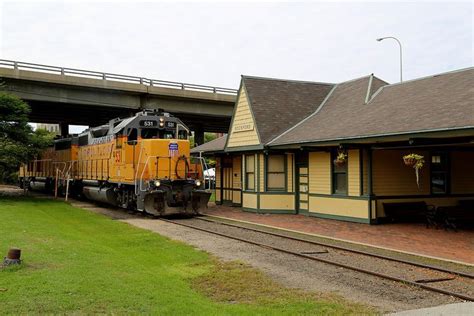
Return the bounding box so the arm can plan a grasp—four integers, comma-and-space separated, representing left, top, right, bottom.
367, 147, 374, 224
220, 156, 224, 205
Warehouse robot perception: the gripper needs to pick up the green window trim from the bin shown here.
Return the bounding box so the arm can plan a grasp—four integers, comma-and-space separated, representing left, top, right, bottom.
265, 154, 287, 192
430, 152, 450, 195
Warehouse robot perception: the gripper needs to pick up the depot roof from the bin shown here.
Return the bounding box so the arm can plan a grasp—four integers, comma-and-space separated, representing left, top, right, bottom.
270, 68, 474, 146
191, 67, 474, 154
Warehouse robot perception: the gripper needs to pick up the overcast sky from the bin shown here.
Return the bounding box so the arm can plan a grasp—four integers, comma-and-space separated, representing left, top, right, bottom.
1, 1, 472, 88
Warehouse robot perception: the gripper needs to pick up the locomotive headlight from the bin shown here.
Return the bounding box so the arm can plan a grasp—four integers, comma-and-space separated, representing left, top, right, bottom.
159, 122, 165, 127
159, 117, 164, 122
195, 180, 201, 187
154, 180, 161, 187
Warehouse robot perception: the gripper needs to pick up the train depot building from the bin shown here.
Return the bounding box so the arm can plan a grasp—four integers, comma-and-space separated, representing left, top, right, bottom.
192, 68, 474, 224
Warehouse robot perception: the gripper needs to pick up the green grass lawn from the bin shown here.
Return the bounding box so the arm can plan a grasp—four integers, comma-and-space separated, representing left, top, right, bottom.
0, 197, 372, 315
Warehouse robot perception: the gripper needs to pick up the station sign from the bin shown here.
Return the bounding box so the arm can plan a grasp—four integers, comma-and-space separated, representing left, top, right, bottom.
233, 122, 254, 132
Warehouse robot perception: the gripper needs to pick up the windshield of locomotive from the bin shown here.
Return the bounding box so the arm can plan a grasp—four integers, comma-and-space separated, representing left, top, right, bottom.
139, 126, 188, 140
141, 129, 176, 139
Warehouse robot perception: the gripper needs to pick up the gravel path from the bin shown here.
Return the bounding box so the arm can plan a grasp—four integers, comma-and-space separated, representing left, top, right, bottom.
0, 185, 25, 196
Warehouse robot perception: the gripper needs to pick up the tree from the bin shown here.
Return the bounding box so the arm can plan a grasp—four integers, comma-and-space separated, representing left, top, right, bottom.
189, 132, 218, 148
0, 92, 54, 183
189, 132, 219, 168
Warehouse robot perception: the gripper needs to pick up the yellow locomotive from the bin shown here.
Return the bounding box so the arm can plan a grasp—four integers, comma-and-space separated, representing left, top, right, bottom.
19, 110, 211, 215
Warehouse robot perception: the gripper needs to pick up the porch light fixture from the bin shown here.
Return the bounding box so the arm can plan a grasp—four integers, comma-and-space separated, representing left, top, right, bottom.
376, 36, 403, 82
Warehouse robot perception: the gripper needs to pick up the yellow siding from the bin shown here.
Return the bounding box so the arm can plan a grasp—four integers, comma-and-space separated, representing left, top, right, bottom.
232, 156, 242, 204
308, 196, 369, 219
287, 153, 294, 193
308, 152, 331, 194
372, 150, 430, 196
451, 152, 474, 194
243, 192, 257, 209
260, 194, 295, 210
259, 154, 264, 192
227, 87, 260, 148
348, 149, 360, 196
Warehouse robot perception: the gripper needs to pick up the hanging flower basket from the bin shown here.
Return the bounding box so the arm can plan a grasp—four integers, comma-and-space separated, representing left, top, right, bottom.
402, 154, 425, 188
403, 156, 417, 167
333, 152, 347, 167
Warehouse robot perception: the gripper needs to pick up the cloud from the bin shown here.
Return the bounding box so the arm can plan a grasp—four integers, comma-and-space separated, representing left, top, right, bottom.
1, 1, 472, 88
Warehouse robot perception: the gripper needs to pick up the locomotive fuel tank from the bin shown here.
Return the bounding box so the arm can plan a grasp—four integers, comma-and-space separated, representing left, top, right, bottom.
82, 186, 118, 205
29, 180, 47, 191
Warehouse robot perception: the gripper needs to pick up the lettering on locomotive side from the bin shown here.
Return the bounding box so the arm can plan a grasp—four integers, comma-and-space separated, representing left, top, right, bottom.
91, 135, 114, 145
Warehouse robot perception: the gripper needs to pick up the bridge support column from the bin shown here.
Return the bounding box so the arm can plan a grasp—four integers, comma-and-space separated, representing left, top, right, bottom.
193, 127, 204, 147
59, 122, 69, 137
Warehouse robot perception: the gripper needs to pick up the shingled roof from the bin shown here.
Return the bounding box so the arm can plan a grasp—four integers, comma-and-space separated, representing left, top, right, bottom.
191, 135, 227, 154
270, 68, 474, 146
242, 76, 334, 144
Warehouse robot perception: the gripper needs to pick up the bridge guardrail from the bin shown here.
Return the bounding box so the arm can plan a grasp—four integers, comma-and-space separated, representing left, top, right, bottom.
0, 59, 238, 95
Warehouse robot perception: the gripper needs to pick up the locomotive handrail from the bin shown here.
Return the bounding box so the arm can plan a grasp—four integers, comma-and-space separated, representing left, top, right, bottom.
0, 59, 238, 95
137, 155, 174, 193
28, 159, 53, 178
191, 156, 210, 190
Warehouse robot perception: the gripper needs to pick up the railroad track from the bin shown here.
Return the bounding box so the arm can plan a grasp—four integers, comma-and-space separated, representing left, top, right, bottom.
159, 216, 474, 302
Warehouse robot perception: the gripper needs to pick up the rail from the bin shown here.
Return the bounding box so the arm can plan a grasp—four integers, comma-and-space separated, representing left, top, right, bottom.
0, 59, 238, 95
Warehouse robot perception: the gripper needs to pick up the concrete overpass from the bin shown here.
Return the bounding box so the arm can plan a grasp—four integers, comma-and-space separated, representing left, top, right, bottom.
0, 59, 236, 144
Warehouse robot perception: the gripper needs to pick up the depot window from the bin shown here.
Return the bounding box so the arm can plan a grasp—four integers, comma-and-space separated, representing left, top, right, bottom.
266, 155, 286, 191
332, 151, 347, 195
245, 154, 255, 191
431, 152, 449, 194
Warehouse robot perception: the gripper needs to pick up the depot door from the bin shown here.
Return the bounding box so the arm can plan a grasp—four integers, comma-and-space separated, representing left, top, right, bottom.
221, 157, 233, 204
296, 152, 309, 213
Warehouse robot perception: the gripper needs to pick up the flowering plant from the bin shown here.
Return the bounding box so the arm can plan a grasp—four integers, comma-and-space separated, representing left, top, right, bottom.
333, 152, 347, 166
402, 154, 425, 188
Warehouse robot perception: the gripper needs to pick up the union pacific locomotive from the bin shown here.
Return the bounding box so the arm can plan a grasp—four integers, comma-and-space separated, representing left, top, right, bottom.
19, 110, 211, 215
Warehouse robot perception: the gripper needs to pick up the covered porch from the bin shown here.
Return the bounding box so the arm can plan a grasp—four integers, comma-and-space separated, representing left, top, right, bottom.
369, 140, 474, 228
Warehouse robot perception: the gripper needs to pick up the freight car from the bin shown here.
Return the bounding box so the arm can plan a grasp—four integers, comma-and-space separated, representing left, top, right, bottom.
19, 110, 211, 215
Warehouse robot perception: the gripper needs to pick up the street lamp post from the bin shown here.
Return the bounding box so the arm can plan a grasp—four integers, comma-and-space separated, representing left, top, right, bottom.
376, 36, 403, 82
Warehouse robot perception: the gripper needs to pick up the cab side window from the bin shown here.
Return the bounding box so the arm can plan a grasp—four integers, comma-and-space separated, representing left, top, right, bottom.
178, 130, 188, 139
127, 128, 137, 142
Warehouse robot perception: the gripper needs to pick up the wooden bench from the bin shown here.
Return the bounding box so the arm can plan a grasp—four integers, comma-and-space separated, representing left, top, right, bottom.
383, 201, 435, 223
437, 200, 474, 231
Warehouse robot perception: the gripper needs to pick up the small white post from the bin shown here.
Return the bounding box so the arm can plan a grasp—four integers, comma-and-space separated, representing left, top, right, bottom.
65, 176, 70, 202
54, 168, 59, 199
